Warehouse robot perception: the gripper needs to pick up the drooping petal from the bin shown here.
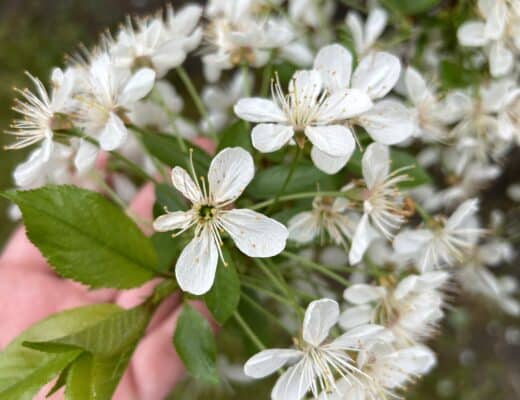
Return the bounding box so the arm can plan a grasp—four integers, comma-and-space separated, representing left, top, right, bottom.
362, 142, 390, 188
393, 229, 433, 255
171, 166, 202, 203
365, 7, 388, 48
313, 44, 353, 92
349, 214, 378, 265
457, 21, 488, 46
99, 112, 128, 151
220, 209, 288, 257
244, 349, 303, 379
234, 98, 287, 123
153, 211, 193, 232
343, 284, 385, 305
305, 125, 355, 157
288, 211, 320, 243
446, 198, 479, 230
271, 361, 314, 400
175, 229, 219, 295
311, 147, 351, 175
357, 100, 414, 145
352, 52, 401, 100
13, 148, 46, 187
302, 298, 340, 346
251, 124, 294, 153
208, 147, 254, 204
489, 41, 513, 77
338, 305, 374, 330
74, 138, 98, 174
119, 68, 156, 106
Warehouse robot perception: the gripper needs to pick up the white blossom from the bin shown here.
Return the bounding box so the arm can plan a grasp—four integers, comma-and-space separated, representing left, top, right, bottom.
346, 7, 388, 55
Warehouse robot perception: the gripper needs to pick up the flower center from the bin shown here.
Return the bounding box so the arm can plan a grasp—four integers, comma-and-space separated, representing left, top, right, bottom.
198, 204, 215, 221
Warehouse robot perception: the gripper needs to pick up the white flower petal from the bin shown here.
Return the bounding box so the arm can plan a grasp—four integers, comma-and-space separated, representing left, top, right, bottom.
251, 123, 294, 153
338, 305, 374, 330
311, 147, 351, 174
489, 41, 513, 77
13, 148, 46, 187
484, 0, 507, 40
313, 44, 353, 92
318, 89, 373, 121
343, 284, 385, 305
349, 214, 378, 265
220, 209, 288, 257
208, 147, 254, 203
153, 211, 193, 232
175, 230, 218, 295
393, 229, 433, 255
288, 211, 320, 243
362, 142, 390, 188
457, 21, 488, 46
244, 349, 303, 379
99, 112, 128, 151
119, 68, 156, 106
234, 98, 286, 123
352, 52, 401, 100
171, 166, 202, 204
405, 67, 435, 105
74, 139, 98, 174
305, 125, 355, 157
332, 324, 386, 349
289, 70, 322, 104
446, 198, 479, 229
365, 8, 388, 48
272, 361, 313, 400
346, 12, 364, 54
303, 298, 339, 346
357, 100, 414, 145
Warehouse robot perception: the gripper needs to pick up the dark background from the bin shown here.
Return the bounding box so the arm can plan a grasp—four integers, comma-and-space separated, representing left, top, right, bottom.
0, 1, 518, 399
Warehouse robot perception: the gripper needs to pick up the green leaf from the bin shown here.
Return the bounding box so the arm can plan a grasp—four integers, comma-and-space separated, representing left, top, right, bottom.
204, 247, 241, 324
0, 304, 121, 400
383, 0, 441, 14
141, 132, 210, 173
151, 232, 184, 273
346, 150, 431, 188
246, 162, 337, 199
155, 183, 187, 212
173, 305, 218, 384
439, 59, 480, 89
217, 120, 252, 152
2, 185, 158, 289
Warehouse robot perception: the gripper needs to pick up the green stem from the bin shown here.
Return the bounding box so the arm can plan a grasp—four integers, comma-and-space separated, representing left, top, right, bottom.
415, 202, 433, 223
260, 62, 273, 97
241, 278, 295, 308
233, 312, 266, 351
241, 291, 293, 335
267, 146, 302, 213
248, 190, 358, 211
281, 251, 350, 287
176, 67, 217, 140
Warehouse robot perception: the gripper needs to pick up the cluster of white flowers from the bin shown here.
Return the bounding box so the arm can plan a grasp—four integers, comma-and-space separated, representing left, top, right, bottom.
4, 1, 520, 399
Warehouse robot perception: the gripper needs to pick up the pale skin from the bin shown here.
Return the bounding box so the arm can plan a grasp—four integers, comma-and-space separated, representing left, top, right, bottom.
0, 138, 216, 400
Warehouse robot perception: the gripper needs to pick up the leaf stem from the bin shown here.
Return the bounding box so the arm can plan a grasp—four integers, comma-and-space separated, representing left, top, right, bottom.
248, 190, 358, 211
233, 312, 266, 351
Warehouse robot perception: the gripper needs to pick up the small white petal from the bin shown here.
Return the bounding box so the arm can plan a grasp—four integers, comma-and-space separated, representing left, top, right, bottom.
171, 166, 202, 204
332, 324, 386, 348
119, 68, 156, 106
489, 41, 513, 77
220, 209, 288, 257
446, 198, 479, 229
405, 67, 435, 105
346, 12, 364, 54
303, 298, 339, 346
289, 70, 322, 103
365, 8, 388, 48
349, 214, 378, 265
457, 21, 488, 46
362, 142, 390, 188
251, 124, 294, 153
338, 305, 374, 330
244, 349, 302, 379
313, 44, 353, 92
153, 211, 193, 232
288, 211, 320, 243
311, 147, 351, 174
357, 100, 414, 145
74, 139, 98, 174
343, 284, 385, 305
208, 147, 254, 203
393, 229, 433, 255
234, 98, 286, 123
175, 229, 218, 295
352, 52, 401, 100
99, 112, 128, 151
318, 89, 373, 121
272, 361, 313, 400
305, 125, 355, 157
13, 148, 46, 187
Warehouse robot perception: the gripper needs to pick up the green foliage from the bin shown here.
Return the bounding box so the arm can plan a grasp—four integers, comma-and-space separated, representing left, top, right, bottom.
2, 185, 158, 289
246, 161, 337, 199
141, 131, 211, 173
174, 305, 218, 384
346, 149, 432, 188
217, 120, 253, 152
0, 304, 121, 399
383, 0, 441, 15
205, 247, 241, 325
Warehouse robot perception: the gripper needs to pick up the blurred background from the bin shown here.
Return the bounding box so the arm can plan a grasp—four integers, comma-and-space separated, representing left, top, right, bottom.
0, 1, 518, 399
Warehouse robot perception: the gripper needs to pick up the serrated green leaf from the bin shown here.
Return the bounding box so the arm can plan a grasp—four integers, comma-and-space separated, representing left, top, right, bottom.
246, 162, 337, 199
217, 120, 252, 152
2, 185, 158, 289
0, 304, 121, 400
173, 305, 218, 384
204, 247, 241, 324
141, 132, 210, 172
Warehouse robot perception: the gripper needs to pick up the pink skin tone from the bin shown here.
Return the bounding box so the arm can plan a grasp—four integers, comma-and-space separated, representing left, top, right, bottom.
0, 138, 217, 399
